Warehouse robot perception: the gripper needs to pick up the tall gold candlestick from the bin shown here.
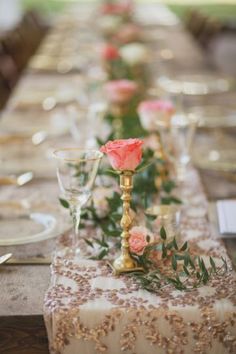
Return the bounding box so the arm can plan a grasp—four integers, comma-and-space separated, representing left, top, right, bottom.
112, 171, 144, 274
155, 132, 169, 189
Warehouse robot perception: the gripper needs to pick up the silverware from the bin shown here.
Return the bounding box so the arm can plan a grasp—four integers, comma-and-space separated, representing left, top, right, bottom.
0, 131, 47, 146
0, 253, 12, 265
0, 171, 34, 186
31, 130, 48, 145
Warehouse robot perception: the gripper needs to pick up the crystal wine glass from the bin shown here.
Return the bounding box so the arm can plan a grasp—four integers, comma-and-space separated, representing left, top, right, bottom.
155, 112, 198, 183
53, 148, 103, 255
66, 101, 108, 147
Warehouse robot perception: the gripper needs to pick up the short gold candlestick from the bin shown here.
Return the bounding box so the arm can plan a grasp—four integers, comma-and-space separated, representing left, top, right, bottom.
111, 171, 144, 274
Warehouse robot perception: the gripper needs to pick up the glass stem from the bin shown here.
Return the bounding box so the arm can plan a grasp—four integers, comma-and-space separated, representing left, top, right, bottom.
71, 204, 81, 249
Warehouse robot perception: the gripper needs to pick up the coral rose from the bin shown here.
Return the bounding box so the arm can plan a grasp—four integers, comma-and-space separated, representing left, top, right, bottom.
100, 138, 143, 171
101, 44, 120, 61
101, 1, 133, 16
129, 226, 149, 255
138, 99, 175, 132
104, 79, 138, 104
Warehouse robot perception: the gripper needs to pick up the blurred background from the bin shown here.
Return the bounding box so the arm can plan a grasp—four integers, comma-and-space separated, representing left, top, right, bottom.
0, 0, 236, 110
1, 1, 236, 25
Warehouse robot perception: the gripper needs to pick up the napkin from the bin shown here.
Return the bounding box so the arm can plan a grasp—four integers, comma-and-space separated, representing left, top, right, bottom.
217, 199, 236, 235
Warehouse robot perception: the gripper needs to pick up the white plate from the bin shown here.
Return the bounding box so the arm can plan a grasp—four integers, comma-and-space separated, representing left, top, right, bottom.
157, 74, 233, 95
0, 201, 71, 245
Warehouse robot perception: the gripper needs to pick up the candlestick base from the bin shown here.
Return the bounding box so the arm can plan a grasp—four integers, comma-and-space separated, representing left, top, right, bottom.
107, 260, 144, 275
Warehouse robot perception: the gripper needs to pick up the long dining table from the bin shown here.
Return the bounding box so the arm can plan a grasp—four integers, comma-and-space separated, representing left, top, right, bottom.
0, 2, 236, 354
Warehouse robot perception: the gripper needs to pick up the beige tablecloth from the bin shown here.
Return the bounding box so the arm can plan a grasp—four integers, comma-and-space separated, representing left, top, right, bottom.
44, 168, 236, 354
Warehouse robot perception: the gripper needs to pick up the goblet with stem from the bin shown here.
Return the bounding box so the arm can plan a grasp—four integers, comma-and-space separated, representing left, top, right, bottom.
155, 111, 198, 183
53, 148, 103, 256
66, 101, 108, 147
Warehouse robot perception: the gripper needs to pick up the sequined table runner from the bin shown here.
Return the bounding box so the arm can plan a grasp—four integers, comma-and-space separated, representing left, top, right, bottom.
44, 169, 236, 354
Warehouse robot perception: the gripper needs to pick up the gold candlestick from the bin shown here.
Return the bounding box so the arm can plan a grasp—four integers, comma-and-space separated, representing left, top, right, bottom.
155, 132, 169, 189
112, 171, 144, 274
111, 103, 126, 139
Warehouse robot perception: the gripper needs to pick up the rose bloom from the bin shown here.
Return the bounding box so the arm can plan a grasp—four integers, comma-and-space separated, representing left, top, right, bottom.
104, 79, 138, 104
100, 138, 143, 171
120, 43, 149, 66
138, 99, 175, 132
101, 44, 120, 61
101, 1, 133, 16
129, 226, 149, 255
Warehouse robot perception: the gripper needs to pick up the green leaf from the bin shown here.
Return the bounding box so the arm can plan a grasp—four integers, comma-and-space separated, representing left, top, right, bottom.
84, 239, 94, 248
162, 243, 167, 258
96, 137, 104, 147
170, 196, 182, 204
188, 256, 196, 270
166, 277, 178, 286
184, 254, 189, 267
172, 255, 177, 271
105, 230, 121, 237
173, 237, 178, 250
59, 198, 70, 209
180, 241, 188, 252
106, 169, 120, 175
161, 197, 171, 205
160, 226, 167, 240
110, 213, 122, 222
145, 214, 157, 222
162, 180, 176, 194
183, 265, 190, 275
198, 256, 202, 269
94, 238, 109, 248
210, 257, 216, 272
98, 249, 108, 260
136, 158, 156, 173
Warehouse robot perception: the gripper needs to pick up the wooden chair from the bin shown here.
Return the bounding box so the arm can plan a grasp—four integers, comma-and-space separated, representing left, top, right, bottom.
185, 9, 223, 48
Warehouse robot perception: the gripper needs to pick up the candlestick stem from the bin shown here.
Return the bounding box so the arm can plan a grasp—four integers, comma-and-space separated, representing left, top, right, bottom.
112, 171, 143, 274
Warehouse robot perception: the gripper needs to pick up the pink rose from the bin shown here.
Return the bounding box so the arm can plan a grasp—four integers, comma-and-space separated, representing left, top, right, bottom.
101, 44, 120, 61
100, 138, 143, 171
104, 79, 138, 104
129, 226, 149, 255
101, 1, 133, 16
138, 99, 175, 131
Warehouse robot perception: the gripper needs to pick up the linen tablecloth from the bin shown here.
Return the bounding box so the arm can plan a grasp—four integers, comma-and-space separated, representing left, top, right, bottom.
44, 168, 236, 354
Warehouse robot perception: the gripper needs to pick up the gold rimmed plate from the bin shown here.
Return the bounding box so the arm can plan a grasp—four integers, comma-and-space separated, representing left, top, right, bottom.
157, 73, 233, 95
0, 200, 71, 246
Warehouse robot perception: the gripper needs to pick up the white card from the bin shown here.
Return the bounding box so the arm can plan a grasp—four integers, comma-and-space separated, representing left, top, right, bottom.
217, 200, 236, 234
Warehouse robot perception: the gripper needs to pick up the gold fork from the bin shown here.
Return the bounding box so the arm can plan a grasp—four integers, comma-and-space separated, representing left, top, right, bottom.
0, 172, 34, 186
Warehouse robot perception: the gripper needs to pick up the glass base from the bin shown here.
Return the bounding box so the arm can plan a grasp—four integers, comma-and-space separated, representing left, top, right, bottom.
56, 245, 80, 259
175, 163, 190, 184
